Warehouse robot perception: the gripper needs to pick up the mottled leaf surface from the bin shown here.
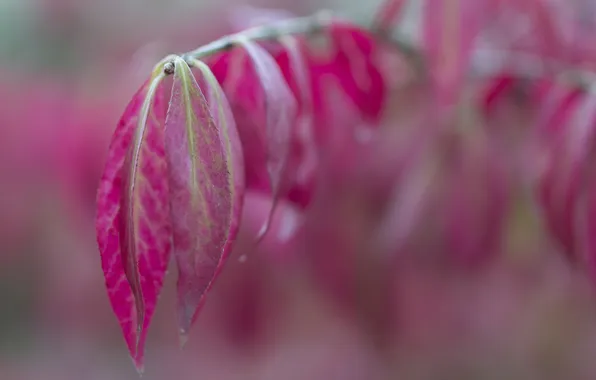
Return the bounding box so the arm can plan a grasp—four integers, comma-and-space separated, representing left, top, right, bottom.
164, 58, 244, 338
536, 84, 596, 258
96, 72, 171, 371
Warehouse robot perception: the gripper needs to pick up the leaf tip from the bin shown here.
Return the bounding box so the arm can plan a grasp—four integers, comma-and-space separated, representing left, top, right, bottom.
134, 323, 143, 359
177, 300, 195, 345
254, 218, 271, 244
178, 328, 190, 349
133, 357, 145, 377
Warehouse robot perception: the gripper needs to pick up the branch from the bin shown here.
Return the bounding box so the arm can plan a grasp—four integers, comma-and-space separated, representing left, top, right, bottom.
184, 11, 329, 60
162, 10, 424, 77
157, 9, 596, 91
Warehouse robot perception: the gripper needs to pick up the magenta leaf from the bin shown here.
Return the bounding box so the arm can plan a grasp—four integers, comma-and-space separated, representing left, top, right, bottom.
277, 36, 319, 208
96, 69, 171, 372
164, 57, 244, 340
305, 23, 386, 149
208, 50, 271, 192
326, 23, 386, 120
278, 36, 312, 112
231, 37, 298, 241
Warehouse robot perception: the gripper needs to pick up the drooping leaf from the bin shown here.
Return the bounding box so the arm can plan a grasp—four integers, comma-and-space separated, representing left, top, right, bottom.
208, 24, 386, 212
164, 57, 244, 340
275, 36, 318, 208
535, 83, 596, 259
423, 0, 489, 107
231, 37, 298, 241
534, 81, 583, 258
277, 36, 313, 113
302, 22, 386, 151
322, 23, 386, 119
96, 68, 171, 372
208, 50, 271, 194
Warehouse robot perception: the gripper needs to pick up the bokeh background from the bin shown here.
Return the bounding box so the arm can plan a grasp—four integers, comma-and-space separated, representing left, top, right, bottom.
2, 0, 596, 379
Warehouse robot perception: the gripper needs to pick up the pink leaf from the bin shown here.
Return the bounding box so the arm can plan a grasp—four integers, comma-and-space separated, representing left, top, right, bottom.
208, 50, 270, 192
230, 37, 298, 241
275, 36, 318, 208
96, 71, 171, 372
328, 23, 386, 120
423, 0, 489, 107
277, 36, 312, 113
336, 24, 385, 116
305, 23, 386, 149
164, 57, 244, 339
535, 83, 596, 259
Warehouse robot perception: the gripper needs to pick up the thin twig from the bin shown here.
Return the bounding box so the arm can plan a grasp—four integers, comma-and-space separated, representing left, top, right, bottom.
184, 12, 329, 60
165, 10, 424, 76
159, 9, 596, 91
